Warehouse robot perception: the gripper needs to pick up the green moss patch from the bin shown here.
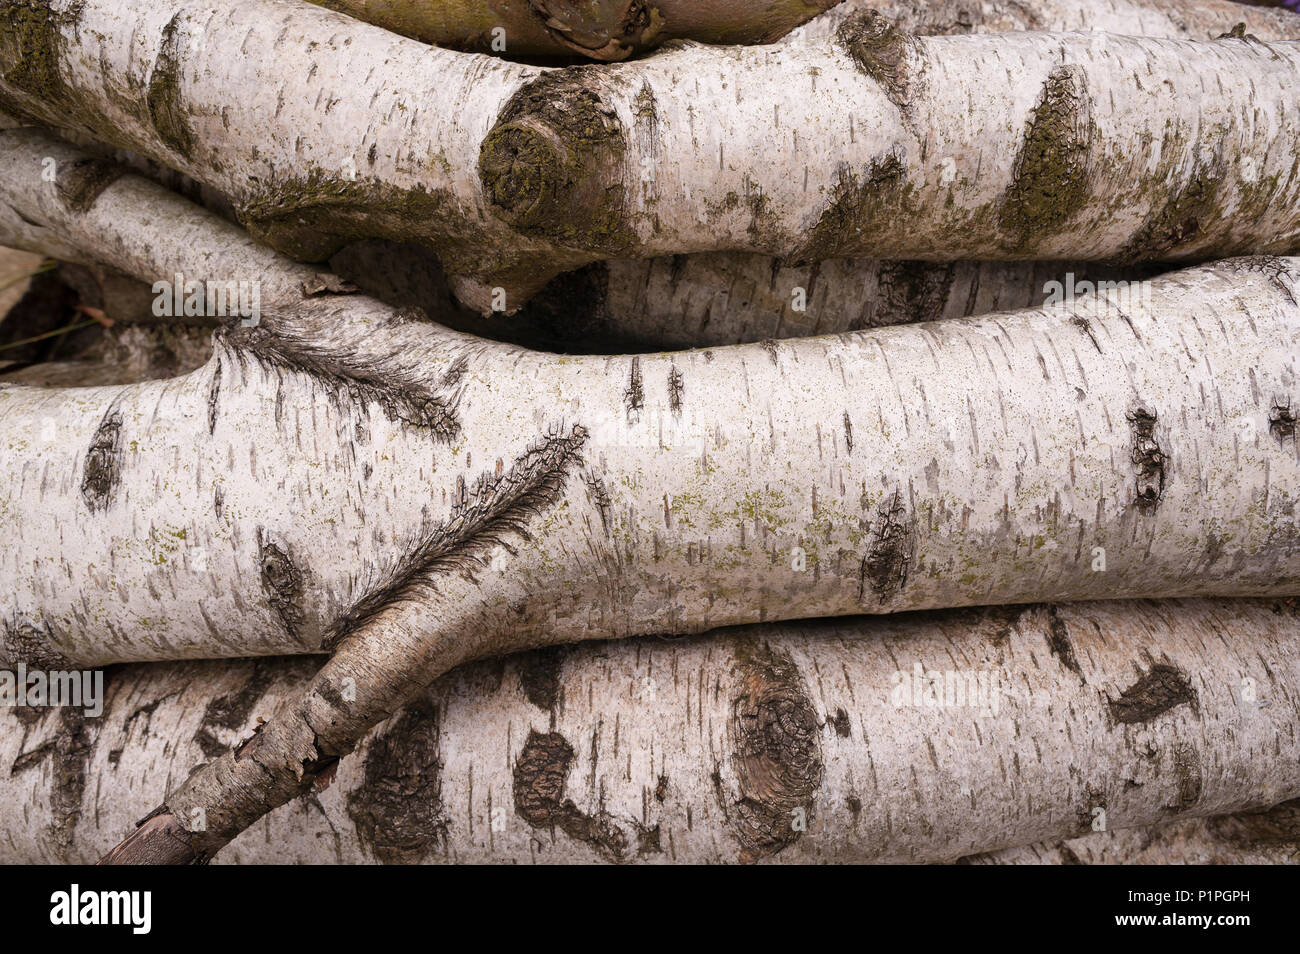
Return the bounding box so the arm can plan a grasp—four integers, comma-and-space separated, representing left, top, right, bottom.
792, 151, 912, 262
145, 13, 196, 159
237, 167, 464, 265
0, 0, 84, 103
999, 66, 1092, 247
837, 9, 916, 109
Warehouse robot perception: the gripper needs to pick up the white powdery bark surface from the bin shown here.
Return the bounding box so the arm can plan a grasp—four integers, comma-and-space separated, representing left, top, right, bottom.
1, 599, 1296, 863
507, 255, 1166, 350
3, 130, 1300, 672
795, 0, 1300, 44
967, 802, 1300, 865
2, 0, 1299, 309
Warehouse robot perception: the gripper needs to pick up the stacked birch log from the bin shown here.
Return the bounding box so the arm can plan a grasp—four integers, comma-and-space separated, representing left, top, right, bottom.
0, 0, 1298, 864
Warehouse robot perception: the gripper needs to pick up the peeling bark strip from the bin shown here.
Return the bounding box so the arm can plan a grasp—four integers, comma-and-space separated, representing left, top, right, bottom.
79, 405, 123, 512
7, 0, 1300, 313
97, 810, 196, 866
7, 599, 1295, 864
347, 698, 446, 864
721, 641, 823, 860
1128, 408, 1168, 509
1108, 663, 1198, 725
859, 491, 914, 603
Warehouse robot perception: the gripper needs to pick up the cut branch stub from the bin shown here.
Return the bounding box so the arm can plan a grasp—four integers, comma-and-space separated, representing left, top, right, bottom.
479, 72, 633, 255
724, 640, 824, 861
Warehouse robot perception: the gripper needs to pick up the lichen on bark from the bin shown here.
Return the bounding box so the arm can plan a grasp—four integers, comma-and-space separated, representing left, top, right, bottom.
236, 170, 466, 266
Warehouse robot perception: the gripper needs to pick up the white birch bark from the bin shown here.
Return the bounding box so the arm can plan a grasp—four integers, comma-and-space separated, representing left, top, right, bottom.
795, 0, 1300, 44
967, 803, 1300, 865
3, 0, 1299, 311
3, 128, 1300, 663
11, 338, 1290, 865
8, 128, 1300, 859
4, 599, 1298, 863
481, 254, 1165, 350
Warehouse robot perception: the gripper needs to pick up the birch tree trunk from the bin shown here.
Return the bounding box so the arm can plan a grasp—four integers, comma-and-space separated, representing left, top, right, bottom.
795, 0, 1300, 44
9, 285, 1288, 867
5, 128, 1300, 860
18, 224, 1166, 355
306, 0, 1300, 60
3, 0, 1299, 311
456, 251, 1165, 351
3, 128, 1300, 663
5, 599, 1298, 863
7, 284, 1294, 866
967, 801, 1300, 865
